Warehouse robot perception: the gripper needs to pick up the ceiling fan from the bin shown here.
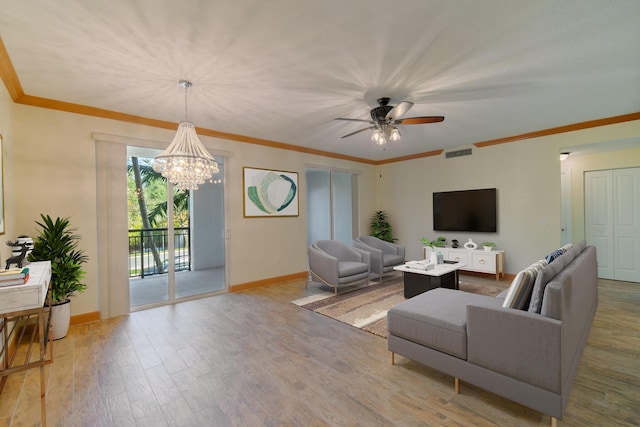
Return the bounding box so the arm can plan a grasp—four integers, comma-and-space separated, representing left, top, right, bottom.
335, 97, 444, 144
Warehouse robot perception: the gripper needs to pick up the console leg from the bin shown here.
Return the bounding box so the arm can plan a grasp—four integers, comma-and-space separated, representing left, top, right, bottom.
454, 377, 460, 394
551, 417, 558, 427
391, 352, 395, 365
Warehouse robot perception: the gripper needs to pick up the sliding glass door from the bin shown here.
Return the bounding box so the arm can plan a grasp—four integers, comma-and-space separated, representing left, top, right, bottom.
127, 147, 226, 309
306, 168, 358, 246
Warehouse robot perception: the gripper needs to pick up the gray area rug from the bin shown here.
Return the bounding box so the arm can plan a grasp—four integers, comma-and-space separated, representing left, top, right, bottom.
292, 276, 505, 338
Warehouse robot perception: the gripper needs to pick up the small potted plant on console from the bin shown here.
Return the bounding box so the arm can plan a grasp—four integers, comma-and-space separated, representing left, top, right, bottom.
481, 241, 496, 251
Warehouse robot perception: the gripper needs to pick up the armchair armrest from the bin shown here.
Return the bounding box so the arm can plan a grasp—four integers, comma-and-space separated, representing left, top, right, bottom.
467, 303, 562, 394
353, 240, 382, 263
352, 247, 371, 269
390, 242, 405, 258
308, 246, 339, 285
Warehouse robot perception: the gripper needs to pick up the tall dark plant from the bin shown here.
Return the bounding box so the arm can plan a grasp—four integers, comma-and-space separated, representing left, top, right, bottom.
28, 215, 88, 303
370, 210, 396, 242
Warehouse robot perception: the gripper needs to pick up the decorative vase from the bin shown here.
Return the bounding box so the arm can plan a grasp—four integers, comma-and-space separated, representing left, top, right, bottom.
464, 239, 477, 250
51, 299, 71, 340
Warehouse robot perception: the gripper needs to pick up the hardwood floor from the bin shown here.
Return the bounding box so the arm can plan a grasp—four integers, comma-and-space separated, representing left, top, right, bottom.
1, 275, 638, 426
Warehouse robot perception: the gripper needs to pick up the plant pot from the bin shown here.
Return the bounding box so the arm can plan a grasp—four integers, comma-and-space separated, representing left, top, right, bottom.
484, 246, 494, 251
51, 299, 71, 340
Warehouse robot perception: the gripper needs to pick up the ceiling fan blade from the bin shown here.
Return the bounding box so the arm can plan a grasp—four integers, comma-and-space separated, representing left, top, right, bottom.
385, 101, 414, 121
341, 126, 375, 138
335, 117, 374, 124
396, 116, 445, 125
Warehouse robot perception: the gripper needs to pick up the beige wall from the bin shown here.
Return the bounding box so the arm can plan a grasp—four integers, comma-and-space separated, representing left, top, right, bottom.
378, 121, 640, 273
0, 84, 15, 261
378, 139, 561, 273
4, 98, 377, 317
2, 79, 639, 316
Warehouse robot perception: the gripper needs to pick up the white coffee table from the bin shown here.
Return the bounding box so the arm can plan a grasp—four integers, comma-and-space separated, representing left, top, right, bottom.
394, 261, 466, 298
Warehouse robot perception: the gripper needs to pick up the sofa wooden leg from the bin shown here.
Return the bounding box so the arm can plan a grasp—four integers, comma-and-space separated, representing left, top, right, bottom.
454, 377, 460, 394
391, 352, 395, 365
551, 416, 558, 427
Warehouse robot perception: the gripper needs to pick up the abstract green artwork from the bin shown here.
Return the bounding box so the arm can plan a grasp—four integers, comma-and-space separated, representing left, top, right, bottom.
243, 167, 298, 217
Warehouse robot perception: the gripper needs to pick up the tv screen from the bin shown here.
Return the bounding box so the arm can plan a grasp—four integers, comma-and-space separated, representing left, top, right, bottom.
433, 188, 497, 232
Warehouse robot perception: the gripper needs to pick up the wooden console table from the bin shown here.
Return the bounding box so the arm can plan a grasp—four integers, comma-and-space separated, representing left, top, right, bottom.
424, 247, 505, 281
0, 261, 53, 426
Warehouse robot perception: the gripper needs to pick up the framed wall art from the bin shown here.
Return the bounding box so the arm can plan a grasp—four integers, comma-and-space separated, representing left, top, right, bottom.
243, 167, 299, 217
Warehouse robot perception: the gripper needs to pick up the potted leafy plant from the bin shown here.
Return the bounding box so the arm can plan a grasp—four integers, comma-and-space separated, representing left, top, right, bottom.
420, 236, 446, 248
28, 215, 88, 340
370, 211, 397, 242
481, 241, 497, 251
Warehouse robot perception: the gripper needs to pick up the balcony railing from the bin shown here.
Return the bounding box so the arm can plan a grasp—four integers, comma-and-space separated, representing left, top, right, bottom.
128, 227, 191, 278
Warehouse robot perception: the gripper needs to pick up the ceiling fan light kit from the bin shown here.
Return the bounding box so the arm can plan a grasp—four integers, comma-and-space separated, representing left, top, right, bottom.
153, 80, 219, 190
371, 125, 401, 146
336, 97, 444, 146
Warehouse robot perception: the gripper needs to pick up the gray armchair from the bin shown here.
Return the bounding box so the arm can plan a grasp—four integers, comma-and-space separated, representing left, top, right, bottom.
308, 240, 370, 294
353, 235, 405, 283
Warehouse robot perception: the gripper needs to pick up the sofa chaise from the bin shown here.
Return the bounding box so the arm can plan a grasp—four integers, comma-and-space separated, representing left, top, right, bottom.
387, 241, 597, 426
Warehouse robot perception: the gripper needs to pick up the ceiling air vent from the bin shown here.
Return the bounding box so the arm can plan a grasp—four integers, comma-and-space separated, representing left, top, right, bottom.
445, 148, 472, 158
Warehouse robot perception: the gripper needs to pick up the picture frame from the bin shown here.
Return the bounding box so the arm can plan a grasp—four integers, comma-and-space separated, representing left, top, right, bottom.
243, 167, 299, 217
0, 134, 4, 235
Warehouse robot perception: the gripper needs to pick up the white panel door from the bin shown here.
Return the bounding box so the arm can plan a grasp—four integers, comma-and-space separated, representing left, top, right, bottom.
613, 168, 640, 282
585, 170, 614, 279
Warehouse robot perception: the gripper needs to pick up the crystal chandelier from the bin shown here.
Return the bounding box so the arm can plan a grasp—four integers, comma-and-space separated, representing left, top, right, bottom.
153, 80, 219, 190
371, 125, 401, 146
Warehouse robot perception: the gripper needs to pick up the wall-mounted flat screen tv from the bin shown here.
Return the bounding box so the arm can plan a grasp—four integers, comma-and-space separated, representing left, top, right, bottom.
433, 188, 497, 232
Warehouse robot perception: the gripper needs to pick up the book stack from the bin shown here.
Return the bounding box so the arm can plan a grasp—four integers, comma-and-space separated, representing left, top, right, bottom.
405, 260, 435, 271
0, 267, 30, 287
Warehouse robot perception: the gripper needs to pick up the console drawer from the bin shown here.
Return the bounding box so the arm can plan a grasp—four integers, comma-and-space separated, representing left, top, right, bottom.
471, 252, 496, 273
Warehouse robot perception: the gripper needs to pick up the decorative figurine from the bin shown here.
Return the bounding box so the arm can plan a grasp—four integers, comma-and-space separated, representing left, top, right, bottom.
5, 241, 30, 269
451, 239, 459, 248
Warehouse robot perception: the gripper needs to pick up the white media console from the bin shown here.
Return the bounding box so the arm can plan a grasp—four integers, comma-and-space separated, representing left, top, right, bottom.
423, 246, 505, 281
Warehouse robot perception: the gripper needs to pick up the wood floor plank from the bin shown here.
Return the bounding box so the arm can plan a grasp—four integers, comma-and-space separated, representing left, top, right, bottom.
0, 275, 638, 426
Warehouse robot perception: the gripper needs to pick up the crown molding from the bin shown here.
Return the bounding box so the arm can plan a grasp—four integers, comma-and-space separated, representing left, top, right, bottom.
376, 149, 444, 164
0, 37, 23, 101
474, 112, 640, 148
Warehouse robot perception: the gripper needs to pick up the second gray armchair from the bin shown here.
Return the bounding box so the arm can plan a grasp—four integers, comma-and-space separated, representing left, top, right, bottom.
353, 235, 405, 283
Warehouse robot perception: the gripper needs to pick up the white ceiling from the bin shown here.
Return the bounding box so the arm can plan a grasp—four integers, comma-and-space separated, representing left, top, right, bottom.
1, 0, 639, 161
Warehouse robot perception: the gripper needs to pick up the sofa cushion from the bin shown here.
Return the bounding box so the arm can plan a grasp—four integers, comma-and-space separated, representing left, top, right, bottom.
527, 243, 587, 313
560, 243, 574, 253
387, 288, 500, 359
502, 269, 536, 309
544, 249, 564, 264
528, 259, 548, 276
528, 257, 566, 313
502, 259, 546, 310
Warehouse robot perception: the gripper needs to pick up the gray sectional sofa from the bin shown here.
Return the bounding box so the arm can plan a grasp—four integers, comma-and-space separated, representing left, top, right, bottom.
387, 241, 597, 426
